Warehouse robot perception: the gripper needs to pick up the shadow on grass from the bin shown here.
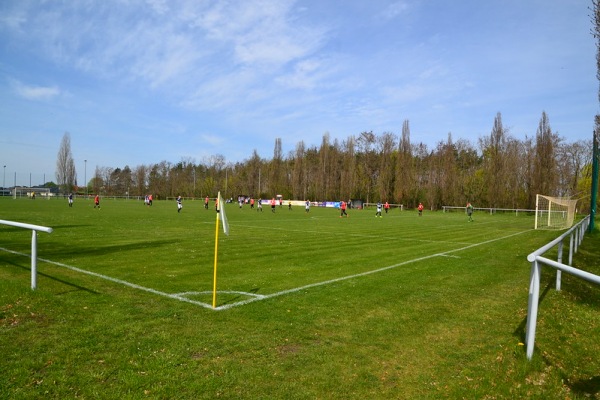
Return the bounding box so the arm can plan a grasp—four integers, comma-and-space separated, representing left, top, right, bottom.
41, 239, 179, 259
50, 224, 94, 230
567, 376, 600, 398
560, 275, 600, 308
5, 259, 99, 294
512, 267, 600, 397
513, 282, 553, 344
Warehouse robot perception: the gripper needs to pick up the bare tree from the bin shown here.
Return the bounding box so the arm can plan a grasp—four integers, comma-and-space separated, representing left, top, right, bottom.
592, 0, 600, 102
247, 149, 263, 197
356, 131, 377, 203
291, 141, 306, 199
133, 165, 148, 196
92, 166, 103, 195
480, 112, 510, 207
376, 132, 396, 202
340, 136, 356, 201
556, 140, 592, 197
269, 138, 283, 195
533, 111, 560, 196
395, 120, 415, 206
56, 132, 77, 193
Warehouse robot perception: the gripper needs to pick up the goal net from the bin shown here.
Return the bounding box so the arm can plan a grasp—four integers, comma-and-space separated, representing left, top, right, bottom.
534, 194, 577, 230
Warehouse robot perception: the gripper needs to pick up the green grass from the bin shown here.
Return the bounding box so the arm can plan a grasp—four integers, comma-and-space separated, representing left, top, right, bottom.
1, 197, 599, 399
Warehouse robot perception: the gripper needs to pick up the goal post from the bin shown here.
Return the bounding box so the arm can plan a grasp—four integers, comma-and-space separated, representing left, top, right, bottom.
534, 194, 578, 230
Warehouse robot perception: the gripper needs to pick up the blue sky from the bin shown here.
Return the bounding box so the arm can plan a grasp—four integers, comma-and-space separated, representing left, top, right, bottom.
0, 0, 597, 187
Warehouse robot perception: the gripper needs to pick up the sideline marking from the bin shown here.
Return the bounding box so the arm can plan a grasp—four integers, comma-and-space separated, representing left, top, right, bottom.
0, 229, 531, 311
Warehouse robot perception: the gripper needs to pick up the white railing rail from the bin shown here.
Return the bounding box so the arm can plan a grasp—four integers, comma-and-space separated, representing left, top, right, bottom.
0, 219, 53, 290
524, 215, 595, 360
442, 206, 535, 215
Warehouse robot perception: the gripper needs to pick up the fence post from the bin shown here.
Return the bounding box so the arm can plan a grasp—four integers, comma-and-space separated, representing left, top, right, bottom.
31, 230, 38, 290
525, 259, 541, 359
0, 219, 53, 290
556, 241, 563, 291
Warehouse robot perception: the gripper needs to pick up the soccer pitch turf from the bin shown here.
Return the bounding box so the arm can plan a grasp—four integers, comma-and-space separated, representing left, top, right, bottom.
2, 197, 599, 399
1, 197, 545, 309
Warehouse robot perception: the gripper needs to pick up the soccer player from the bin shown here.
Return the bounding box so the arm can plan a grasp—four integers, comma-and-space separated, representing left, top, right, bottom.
68, 193, 73, 207
94, 194, 100, 209
204, 196, 209, 209
305, 200, 310, 213
257, 198, 263, 212
177, 196, 183, 213
466, 202, 474, 222
418, 202, 424, 216
271, 198, 276, 213
250, 198, 255, 209
376, 202, 382, 218
384, 201, 390, 214
340, 200, 348, 217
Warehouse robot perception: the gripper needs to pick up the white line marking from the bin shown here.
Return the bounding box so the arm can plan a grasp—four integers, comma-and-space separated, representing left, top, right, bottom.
0, 229, 531, 311
214, 229, 532, 310
0, 247, 216, 309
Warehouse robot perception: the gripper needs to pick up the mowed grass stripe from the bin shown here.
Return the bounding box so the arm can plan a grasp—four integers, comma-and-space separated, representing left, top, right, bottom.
2, 197, 598, 399
1, 199, 542, 301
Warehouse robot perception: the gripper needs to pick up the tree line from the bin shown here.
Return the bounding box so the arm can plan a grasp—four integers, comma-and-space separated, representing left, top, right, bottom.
57, 111, 596, 211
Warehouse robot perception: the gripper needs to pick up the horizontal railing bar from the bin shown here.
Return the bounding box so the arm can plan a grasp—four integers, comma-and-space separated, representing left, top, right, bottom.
535, 255, 600, 286
0, 219, 53, 234
526, 215, 589, 262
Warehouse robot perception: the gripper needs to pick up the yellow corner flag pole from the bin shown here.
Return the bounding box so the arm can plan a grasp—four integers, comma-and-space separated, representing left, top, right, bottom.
212, 192, 229, 309
212, 202, 220, 309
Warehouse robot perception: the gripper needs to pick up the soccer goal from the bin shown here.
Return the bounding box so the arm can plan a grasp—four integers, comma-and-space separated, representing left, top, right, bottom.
534, 194, 578, 230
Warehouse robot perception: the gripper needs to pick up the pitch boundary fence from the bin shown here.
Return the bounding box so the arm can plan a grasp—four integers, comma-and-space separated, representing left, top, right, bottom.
443, 206, 535, 215
0, 219, 53, 289
524, 215, 597, 360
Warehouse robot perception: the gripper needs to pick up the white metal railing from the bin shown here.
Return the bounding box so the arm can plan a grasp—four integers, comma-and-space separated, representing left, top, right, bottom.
442, 206, 535, 215
0, 219, 53, 290
524, 215, 596, 360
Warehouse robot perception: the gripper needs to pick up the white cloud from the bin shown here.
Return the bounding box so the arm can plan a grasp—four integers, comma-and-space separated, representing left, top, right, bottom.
200, 133, 224, 146
145, 0, 169, 15
381, 1, 410, 20
12, 80, 60, 100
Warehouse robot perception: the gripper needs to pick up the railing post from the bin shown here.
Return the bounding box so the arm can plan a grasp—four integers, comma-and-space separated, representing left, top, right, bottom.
556, 241, 563, 291
525, 259, 541, 360
31, 230, 38, 290
569, 233, 574, 266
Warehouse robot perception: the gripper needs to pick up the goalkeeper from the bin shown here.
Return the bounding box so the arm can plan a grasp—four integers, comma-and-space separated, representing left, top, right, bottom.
466, 202, 474, 222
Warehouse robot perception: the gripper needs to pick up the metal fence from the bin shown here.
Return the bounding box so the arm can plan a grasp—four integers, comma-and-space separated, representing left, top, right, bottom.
524, 215, 597, 360
0, 219, 53, 289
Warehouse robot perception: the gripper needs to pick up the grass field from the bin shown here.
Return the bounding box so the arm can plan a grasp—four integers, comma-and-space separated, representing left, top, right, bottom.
1, 197, 599, 399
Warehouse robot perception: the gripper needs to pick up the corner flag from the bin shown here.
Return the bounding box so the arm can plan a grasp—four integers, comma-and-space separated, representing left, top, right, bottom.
213, 191, 229, 308
218, 191, 229, 236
